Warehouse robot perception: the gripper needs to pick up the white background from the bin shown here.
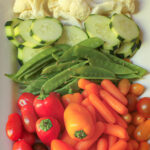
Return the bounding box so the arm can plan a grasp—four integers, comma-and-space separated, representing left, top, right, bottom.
0, 0, 150, 149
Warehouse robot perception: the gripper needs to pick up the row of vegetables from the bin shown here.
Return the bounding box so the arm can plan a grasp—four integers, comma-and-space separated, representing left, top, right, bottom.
6, 79, 150, 150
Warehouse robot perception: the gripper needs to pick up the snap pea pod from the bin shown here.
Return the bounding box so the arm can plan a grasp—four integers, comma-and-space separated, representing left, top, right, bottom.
78, 37, 104, 48
54, 44, 71, 51
72, 45, 137, 75
104, 53, 148, 77
14, 47, 58, 78
73, 66, 116, 79
54, 78, 79, 95
117, 74, 140, 79
40, 61, 88, 97
42, 60, 81, 74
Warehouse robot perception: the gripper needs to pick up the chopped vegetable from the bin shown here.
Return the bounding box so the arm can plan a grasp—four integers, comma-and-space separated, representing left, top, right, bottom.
13, 140, 32, 150
97, 136, 108, 150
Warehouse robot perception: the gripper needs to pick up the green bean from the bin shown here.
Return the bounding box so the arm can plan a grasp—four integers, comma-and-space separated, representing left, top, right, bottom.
104, 53, 148, 77
73, 66, 116, 79
42, 60, 81, 74
40, 61, 88, 96
72, 45, 136, 75
78, 37, 104, 48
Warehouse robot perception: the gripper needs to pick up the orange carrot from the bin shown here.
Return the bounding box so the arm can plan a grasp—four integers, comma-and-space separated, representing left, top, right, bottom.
97, 137, 108, 150
103, 101, 127, 128
85, 83, 101, 97
96, 112, 106, 122
126, 142, 134, 150
109, 140, 127, 150
81, 100, 96, 123
118, 79, 131, 96
101, 79, 128, 105
104, 124, 129, 140
139, 142, 150, 150
99, 89, 128, 115
78, 79, 91, 89
89, 94, 116, 124
129, 140, 139, 150
75, 121, 105, 150
108, 135, 118, 148
82, 90, 89, 98
61, 130, 78, 147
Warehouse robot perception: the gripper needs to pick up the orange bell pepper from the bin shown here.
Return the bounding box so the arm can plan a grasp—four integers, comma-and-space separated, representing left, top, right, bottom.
64, 103, 95, 141
62, 93, 83, 107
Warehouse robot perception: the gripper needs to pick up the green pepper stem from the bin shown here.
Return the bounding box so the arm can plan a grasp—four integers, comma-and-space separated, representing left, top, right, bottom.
74, 130, 87, 139
40, 119, 53, 131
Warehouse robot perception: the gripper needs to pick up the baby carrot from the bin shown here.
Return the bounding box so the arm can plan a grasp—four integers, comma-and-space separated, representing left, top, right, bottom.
108, 135, 118, 148
103, 101, 127, 128
126, 143, 134, 150
61, 130, 78, 147
99, 89, 128, 115
78, 79, 91, 89
82, 90, 89, 98
109, 140, 127, 150
104, 124, 129, 140
89, 94, 116, 124
97, 137, 108, 150
129, 140, 139, 150
101, 79, 128, 105
81, 100, 96, 123
118, 79, 131, 96
85, 83, 101, 97
75, 121, 105, 150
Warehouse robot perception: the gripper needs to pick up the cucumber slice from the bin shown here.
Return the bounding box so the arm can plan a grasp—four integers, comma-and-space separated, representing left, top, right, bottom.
5, 18, 23, 46
110, 14, 140, 42
31, 17, 63, 44
115, 39, 141, 58
18, 46, 50, 64
85, 15, 120, 51
56, 26, 88, 46
14, 20, 45, 48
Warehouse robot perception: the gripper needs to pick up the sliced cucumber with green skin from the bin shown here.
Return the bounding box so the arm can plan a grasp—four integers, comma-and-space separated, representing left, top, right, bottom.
14, 19, 45, 48
56, 25, 88, 46
110, 14, 140, 42
17, 46, 51, 64
30, 17, 63, 45
85, 15, 120, 52
115, 38, 141, 59
5, 18, 23, 47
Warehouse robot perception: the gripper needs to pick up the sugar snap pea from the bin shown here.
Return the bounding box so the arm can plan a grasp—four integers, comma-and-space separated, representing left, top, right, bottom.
117, 74, 140, 79
14, 47, 58, 78
73, 66, 116, 79
40, 61, 88, 96
78, 37, 104, 48
72, 45, 136, 75
104, 53, 148, 77
54, 78, 79, 95
54, 44, 71, 51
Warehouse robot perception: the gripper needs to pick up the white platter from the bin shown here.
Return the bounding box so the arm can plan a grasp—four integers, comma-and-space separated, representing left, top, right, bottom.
0, 0, 150, 149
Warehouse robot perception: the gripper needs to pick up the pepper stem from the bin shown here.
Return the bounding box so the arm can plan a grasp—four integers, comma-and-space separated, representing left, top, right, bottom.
74, 130, 87, 139
40, 119, 53, 131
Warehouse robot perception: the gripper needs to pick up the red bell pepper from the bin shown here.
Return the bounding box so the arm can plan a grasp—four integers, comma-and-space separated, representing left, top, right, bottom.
36, 117, 60, 145
6, 113, 23, 141
51, 139, 75, 150
21, 105, 38, 133
18, 93, 35, 109
33, 92, 64, 125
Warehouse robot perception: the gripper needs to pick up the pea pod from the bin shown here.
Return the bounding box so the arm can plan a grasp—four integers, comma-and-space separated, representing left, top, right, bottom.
54, 44, 71, 51
42, 60, 81, 75
72, 45, 136, 75
40, 61, 88, 97
104, 53, 148, 77
117, 74, 140, 79
73, 66, 116, 79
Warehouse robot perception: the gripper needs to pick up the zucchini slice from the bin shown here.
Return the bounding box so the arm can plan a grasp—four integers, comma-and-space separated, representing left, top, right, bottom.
115, 39, 141, 58
85, 15, 120, 51
56, 25, 88, 46
110, 14, 140, 42
5, 18, 23, 47
30, 17, 63, 45
14, 20, 45, 49
18, 46, 50, 64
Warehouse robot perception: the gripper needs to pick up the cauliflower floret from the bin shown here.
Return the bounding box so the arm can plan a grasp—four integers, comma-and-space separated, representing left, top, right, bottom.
13, 0, 31, 13
69, 0, 91, 21
58, 0, 73, 12
19, 10, 34, 19
48, 0, 59, 12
